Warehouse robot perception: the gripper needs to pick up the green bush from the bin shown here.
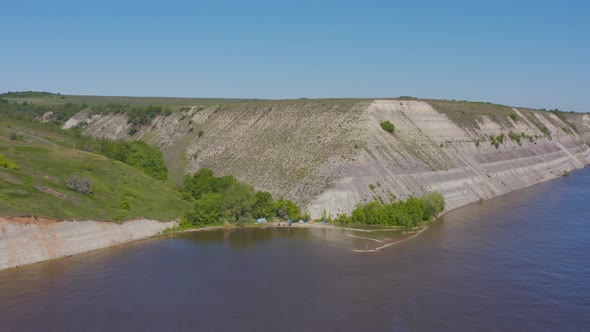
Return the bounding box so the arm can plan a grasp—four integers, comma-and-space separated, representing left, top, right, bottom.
0, 154, 20, 170
380, 121, 395, 134
119, 201, 131, 210
346, 192, 445, 228
99, 140, 168, 180
509, 112, 519, 121
198, 130, 204, 137
420, 192, 445, 218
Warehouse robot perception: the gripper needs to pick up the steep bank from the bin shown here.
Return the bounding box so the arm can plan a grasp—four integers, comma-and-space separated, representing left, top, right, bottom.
70, 99, 590, 217
0, 216, 176, 270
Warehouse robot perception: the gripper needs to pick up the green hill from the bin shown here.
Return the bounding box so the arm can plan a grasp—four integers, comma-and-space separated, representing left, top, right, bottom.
0, 118, 191, 221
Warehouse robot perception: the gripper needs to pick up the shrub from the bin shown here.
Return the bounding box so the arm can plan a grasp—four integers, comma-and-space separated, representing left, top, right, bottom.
198, 130, 204, 137
380, 121, 395, 134
509, 112, 519, 121
420, 192, 446, 218
0, 154, 20, 170
347, 192, 446, 228
10, 132, 19, 140
508, 131, 521, 145
67, 174, 92, 194
119, 201, 131, 210
99, 140, 167, 180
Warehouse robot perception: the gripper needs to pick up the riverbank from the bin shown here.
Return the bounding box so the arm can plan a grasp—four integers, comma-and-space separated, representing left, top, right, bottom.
0, 216, 177, 270
2, 166, 588, 270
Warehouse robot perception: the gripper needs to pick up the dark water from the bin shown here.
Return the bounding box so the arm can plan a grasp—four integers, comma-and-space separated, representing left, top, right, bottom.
2, 170, 590, 331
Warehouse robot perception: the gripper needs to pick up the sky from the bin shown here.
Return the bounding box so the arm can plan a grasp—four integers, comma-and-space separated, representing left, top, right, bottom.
1, 0, 589, 111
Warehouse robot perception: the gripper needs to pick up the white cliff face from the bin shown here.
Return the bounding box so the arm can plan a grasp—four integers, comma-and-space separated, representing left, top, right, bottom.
0, 218, 176, 270
76, 99, 590, 218
307, 100, 590, 217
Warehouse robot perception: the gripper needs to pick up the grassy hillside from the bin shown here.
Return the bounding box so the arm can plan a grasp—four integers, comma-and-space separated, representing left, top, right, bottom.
0, 118, 191, 221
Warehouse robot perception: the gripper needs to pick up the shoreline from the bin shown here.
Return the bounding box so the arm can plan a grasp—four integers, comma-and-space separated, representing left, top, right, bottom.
1, 165, 588, 270
167, 220, 432, 253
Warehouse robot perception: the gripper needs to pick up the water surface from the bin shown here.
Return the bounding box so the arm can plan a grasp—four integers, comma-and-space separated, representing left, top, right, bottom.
1, 169, 590, 331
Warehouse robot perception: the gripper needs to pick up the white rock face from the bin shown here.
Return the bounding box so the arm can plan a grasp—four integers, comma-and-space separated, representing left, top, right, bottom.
75, 99, 590, 218
307, 100, 590, 216
0, 218, 177, 270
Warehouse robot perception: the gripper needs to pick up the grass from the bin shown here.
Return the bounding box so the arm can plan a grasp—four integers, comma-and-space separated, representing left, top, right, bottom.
424, 99, 516, 130
3, 93, 371, 111
0, 121, 191, 221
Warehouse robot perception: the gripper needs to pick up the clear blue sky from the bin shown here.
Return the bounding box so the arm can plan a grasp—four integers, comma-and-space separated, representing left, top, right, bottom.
1, 0, 588, 111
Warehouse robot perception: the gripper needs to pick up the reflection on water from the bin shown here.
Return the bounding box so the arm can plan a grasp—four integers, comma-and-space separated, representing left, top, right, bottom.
1, 169, 590, 331
175, 226, 408, 251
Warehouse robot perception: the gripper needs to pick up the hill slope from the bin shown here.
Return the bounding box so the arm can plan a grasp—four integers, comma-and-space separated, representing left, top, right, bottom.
4, 94, 590, 218
0, 118, 190, 221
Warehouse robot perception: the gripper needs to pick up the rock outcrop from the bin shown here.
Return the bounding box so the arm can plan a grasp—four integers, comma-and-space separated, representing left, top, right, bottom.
0, 217, 176, 270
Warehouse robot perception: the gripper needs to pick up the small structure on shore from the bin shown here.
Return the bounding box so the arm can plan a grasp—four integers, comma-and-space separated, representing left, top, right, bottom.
256, 218, 267, 224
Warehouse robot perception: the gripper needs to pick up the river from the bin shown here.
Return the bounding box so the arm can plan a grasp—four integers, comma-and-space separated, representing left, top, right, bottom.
1, 169, 590, 331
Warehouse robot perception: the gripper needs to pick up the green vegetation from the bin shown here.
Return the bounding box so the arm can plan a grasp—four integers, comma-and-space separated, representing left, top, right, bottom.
0, 97, 86, 125
0, 107, 169, 180
489, 133, 505, 149
0, 129, 191, 221
119, 201, 131, 210
426, 99, 516, 130
337, 192, 445, 228
181, 168, 302, 227
0, 95, 171, 133
97, 140, 168, 180
508, 131, 522, 145
380, 120, 395, 134
509, 112, 519, 121
0, 154, 20, 170
66, 174, 92, 194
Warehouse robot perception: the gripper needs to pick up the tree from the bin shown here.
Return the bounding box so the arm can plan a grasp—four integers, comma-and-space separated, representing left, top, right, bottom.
276, 199, 300, 220
420, 192, 445, 218
223, 182, 256, 221
253, 191, 275, 219
185, 193, 225, 226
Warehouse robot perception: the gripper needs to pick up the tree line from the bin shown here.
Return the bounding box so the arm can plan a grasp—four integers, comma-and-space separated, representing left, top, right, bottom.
180, 168, 302, 227
333, 192, 445, 228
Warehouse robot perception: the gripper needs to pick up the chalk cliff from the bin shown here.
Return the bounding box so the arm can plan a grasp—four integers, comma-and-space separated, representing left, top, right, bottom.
72, 99, 590, 218
0, 217, 176, 270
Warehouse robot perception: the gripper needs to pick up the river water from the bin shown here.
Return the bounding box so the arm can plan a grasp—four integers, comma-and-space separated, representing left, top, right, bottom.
1, 169, 590, 331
